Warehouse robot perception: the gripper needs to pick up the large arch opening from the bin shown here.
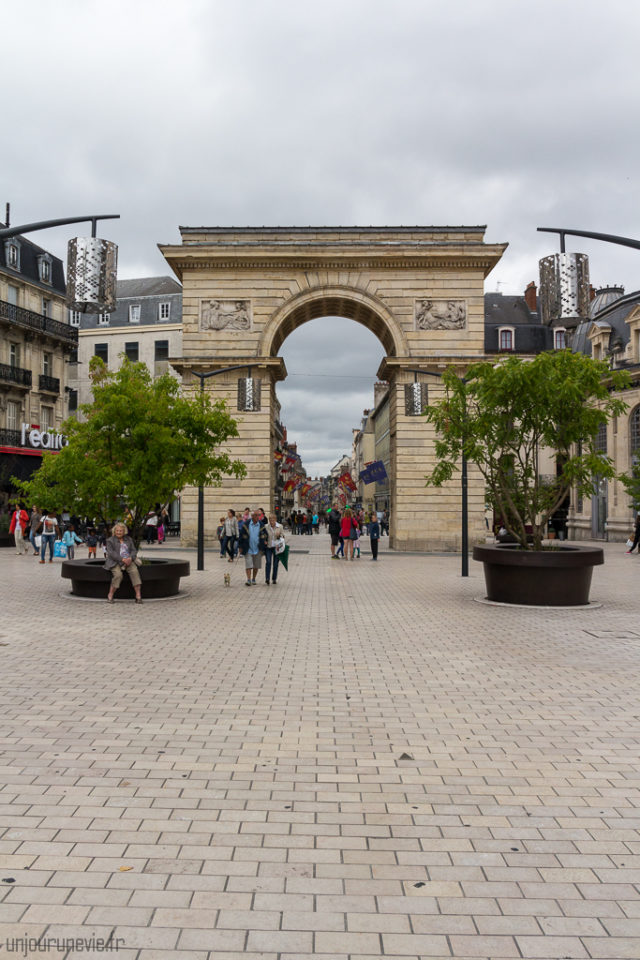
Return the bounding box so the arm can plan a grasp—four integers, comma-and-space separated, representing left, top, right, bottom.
275, 315, 387, 480
260, 287, 407, 359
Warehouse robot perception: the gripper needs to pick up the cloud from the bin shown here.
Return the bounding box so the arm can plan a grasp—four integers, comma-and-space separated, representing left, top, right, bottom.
4, 0, 640, 474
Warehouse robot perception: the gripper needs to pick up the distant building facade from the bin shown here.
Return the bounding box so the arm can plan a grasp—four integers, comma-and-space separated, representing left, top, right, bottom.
68, 276, 182, 410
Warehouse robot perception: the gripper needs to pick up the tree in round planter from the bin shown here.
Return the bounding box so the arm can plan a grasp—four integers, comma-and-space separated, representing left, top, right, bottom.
13, 357, 247, 597
424, 351, 630, 604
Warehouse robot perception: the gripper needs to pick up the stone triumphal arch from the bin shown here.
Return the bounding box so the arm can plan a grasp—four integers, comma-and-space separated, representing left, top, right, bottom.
160, 226, 506, 552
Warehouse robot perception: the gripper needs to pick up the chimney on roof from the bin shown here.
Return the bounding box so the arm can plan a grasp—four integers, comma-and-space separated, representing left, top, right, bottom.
524, 281, 537, 311
374, 381, 389, 408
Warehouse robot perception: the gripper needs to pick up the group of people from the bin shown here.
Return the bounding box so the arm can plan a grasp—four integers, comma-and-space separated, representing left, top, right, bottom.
143, 508, 169, 545
8, 505, 91, 563
287, 511, 320, 535
217, 508, 284, 586
327, 507, 382, 561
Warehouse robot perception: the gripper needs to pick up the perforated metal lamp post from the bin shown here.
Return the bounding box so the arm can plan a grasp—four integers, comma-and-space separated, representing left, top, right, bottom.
405, 370, 468, 577
192, 366, 259, 571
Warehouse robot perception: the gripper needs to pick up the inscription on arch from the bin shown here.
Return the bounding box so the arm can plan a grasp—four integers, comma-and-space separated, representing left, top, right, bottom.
415, 299, 466, 330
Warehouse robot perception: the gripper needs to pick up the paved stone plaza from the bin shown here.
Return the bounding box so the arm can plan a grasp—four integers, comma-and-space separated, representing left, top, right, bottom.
1, 534, 639, 960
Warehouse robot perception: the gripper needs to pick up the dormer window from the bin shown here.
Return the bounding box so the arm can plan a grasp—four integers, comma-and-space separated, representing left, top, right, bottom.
38, 254, 52, 284
498, 327, 514, 351
98, 312, 110, 325
129, 304, 141, 323
4, 241, 20, 271
69, 310, 82, 327
554, 328, 566, 350
159, 302, 171, 320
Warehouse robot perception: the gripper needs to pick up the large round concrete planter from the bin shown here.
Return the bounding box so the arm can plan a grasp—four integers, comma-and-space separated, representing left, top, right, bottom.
61, 558, 190, 599
472, 543, 604, 606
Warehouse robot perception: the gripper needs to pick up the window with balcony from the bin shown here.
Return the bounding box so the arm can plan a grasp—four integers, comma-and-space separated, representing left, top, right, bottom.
42, 298, 51, 318
43, 353, 53, 377
7, 400, 19, 432
94, 343, 108, 363
158, 302, 171, 321
7, 285, 18, 306
9, 343, 20, 367
124, 342, 139, 363
129, 304, 141, 323
68, 389, 78, 414
554, 328, 566, 349
498, 327, 514, 351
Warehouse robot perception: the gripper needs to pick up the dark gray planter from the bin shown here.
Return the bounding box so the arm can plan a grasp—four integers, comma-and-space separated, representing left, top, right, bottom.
61, 558, 190, 599
472, 542, 604, 606
0, 535, 14, 549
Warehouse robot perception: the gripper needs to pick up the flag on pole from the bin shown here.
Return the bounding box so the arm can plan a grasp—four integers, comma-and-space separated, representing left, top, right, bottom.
338, 470, 357, 492
359, 460, 388, 484
274, 450, 284, 462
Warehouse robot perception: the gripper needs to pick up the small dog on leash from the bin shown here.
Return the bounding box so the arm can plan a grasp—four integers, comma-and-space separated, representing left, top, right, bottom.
223, 573, 231, 587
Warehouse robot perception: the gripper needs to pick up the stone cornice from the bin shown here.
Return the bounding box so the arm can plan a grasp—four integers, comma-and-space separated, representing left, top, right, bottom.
159, 247, 507, 280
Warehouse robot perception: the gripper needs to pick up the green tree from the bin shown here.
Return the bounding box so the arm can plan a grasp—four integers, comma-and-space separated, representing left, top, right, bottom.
14, 357, 246, 544
424, 351, 630, 550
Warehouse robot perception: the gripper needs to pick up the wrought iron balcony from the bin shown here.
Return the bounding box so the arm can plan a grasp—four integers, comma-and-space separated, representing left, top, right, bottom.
0, 363, 32, 387
0, 299, 78, 346
0, 428, 21, 446
39, 374, 60, 394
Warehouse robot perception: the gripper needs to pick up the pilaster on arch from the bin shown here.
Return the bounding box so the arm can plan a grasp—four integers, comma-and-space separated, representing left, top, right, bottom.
259, 285, 408, 359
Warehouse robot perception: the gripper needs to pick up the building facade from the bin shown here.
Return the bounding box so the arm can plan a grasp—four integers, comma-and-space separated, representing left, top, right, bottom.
68, 277, 182, 410
0, 233, 77, 507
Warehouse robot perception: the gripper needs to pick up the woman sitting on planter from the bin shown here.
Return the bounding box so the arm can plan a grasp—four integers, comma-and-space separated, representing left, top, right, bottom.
105, 522, 143, 604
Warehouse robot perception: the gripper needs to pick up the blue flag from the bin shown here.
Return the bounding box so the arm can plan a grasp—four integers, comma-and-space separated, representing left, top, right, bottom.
359, 460, 388, 485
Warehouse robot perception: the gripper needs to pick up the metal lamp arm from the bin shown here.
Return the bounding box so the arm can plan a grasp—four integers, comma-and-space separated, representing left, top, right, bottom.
0, 214, 120, 241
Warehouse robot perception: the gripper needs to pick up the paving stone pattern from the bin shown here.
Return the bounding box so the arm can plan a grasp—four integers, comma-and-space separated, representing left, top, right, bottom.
1, 535, 640, 959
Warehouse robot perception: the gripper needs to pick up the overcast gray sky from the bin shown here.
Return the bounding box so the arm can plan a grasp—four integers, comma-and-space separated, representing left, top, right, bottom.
4, 0, 640, 475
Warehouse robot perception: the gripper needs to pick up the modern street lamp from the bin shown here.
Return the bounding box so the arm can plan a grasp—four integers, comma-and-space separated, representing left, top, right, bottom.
405, 369, 469, 577
190, 365, 261, 571
0, 210, 120, 313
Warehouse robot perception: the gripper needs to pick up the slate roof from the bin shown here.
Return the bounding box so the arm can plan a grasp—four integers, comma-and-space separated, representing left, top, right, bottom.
0, 234, 66, 295
77, 276, 182, 329
484, 292, 551, 354
573, 289, 640, 357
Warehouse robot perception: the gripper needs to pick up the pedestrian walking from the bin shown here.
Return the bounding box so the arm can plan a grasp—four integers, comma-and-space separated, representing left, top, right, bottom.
341, 508, 356, 561
217, 517, 226, 557
261, 513, 284, 585
86, 528, 98, 559
28, 505, 41, 555
239, 509, 263, 585
38, 511, 59, 563
223, 509, 239, 561
627, 512, 640, 553
312, 511, 319, 534
369, 514, 380, 560
9, 504, 30, 555
62, 525, 83, 559
328, 509, 341, 559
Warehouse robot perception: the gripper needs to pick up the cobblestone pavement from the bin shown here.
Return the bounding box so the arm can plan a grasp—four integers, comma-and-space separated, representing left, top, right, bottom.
1, 534, 640, 960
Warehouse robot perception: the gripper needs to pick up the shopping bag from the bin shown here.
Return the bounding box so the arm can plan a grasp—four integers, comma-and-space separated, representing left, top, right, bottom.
275, 536, 286, 555
279, 544, 289, 571
626, 539, 634, 549
53, 541, 67, 559
35, 535, 42, 548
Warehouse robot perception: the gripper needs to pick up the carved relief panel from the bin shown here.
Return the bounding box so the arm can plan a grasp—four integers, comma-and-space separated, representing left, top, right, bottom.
200, 299, 252, 331
415, 299, 466, 330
